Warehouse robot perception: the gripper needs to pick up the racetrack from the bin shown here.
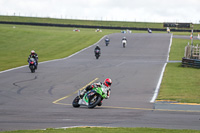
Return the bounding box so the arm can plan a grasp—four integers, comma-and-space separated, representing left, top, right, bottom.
0, 33, 200, 131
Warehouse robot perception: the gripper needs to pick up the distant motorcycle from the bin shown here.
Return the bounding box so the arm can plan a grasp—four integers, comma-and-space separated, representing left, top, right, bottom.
29, 58, 37, 73
105, 38, 110, 46
122, 40, 127, 48
95, 49, 100, 59
148, 28, 152, 33
72, 86, 106, 109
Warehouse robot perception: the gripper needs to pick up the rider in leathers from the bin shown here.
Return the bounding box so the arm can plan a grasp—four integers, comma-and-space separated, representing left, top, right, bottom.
80, 78, 112, 106
27, 50, 38, 69
122, 37, 127, 41
94, 45, 101, 54
105, 37, 110, 44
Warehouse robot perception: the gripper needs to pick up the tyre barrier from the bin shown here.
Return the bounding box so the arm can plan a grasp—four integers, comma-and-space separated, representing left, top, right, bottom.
182, 58, 200, 68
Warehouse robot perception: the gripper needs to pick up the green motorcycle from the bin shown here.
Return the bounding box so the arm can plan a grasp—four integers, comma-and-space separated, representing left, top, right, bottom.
72, 86, 107, 109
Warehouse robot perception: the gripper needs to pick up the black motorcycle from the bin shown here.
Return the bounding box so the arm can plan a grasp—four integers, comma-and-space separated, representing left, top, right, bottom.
95, 49, 100, 59
29, 58, 37, 73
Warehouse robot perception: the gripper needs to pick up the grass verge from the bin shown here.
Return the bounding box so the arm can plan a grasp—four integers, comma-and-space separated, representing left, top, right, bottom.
158, 63, 200, 103
1, 127, 200, 133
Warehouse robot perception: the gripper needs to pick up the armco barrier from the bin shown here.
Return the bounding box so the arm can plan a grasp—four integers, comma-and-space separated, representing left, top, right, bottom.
1, 21, 200, 32
182, 58, 200, 68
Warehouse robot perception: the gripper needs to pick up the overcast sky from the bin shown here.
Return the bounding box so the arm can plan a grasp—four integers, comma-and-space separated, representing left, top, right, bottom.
0, 0, 199, 23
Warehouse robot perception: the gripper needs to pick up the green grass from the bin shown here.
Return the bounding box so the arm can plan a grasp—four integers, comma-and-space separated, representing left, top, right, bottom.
0, 15, 164, 28
1, 127, 200, 133
169, 38, 192, 60
169, 38, 186, 60
158, 63, 200, 103
0, 24, 119, 71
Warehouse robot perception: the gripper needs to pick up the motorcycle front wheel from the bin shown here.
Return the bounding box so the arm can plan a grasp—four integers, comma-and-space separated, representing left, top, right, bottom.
88, 94, 102, 108
31, 69, 35, 73
29, 65, 35, 73
95, 55, 99, 59
72, 96, 80, 108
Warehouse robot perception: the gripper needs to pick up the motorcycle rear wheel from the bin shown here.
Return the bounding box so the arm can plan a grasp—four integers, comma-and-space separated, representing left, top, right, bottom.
123, 43, 126, 48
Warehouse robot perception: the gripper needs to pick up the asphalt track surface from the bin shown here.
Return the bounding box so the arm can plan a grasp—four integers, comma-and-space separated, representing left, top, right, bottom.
0, 33, 200, 131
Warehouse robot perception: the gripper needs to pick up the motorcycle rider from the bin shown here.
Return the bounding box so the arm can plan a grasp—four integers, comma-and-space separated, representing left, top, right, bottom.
122, 37, 127, 47
122, 37, 127, 41
105, 37, 110, 44
80, 78, 112, 106
27, 50, 38, 69
148, 28, 152, 33
94, 45, 101, 54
